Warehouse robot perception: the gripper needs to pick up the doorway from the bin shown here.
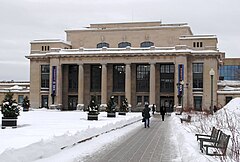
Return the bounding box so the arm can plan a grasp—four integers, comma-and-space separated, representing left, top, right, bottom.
41, 95, 49, 108
160, 96, 174, 112
68, 96, 78, 110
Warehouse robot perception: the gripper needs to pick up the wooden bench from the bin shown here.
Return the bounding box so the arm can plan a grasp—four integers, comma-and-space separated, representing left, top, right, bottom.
202, 131, 230, 156
180, 115, 191, 123
195, 127, 220, 152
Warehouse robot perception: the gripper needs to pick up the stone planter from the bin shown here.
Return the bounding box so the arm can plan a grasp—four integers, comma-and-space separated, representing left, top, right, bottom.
87, 111, 99, 120
2, 117, 17, 129
118, 112, 126, 115
23, 107, 29, 112
107, 112, 116, 117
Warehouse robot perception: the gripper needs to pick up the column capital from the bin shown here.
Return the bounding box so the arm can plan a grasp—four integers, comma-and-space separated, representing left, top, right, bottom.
149, 61, 156, 65
101, 62, 107, 65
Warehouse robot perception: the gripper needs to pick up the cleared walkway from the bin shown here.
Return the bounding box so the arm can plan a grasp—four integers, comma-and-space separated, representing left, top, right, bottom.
82, 114, 182, 162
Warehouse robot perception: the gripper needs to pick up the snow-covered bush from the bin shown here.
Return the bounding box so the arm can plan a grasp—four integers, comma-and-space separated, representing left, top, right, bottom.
1, 92, 20, 118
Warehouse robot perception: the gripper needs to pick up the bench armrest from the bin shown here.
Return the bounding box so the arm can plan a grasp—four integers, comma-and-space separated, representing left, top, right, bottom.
204, 145, 227, 156
195, 134, 211, 140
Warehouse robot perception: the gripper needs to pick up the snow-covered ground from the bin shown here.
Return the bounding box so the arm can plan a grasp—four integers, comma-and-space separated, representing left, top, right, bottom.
0, 98, 240, 162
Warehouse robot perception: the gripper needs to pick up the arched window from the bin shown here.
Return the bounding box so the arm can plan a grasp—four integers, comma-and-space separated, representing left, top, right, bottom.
97, 42, 109, 48
118, 42, 131, 48
140, 41, 154, 48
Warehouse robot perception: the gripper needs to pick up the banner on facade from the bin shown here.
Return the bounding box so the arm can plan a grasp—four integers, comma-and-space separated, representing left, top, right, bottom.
178, 64, 184, 96
52, 66, 57, 96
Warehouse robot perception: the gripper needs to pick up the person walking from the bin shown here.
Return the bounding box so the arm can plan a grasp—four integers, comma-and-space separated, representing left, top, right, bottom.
152, 104, 156, 115
160, 106, 166, 121
142, 104, 151, 128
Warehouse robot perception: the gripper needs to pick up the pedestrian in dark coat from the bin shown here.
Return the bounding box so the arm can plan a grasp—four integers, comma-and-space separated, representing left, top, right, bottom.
142, 104, 151, 128
152, 104, 156, 115
160, 106, 166, 121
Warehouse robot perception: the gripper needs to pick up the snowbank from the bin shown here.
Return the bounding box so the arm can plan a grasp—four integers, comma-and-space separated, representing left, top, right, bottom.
0, 110, 142, 162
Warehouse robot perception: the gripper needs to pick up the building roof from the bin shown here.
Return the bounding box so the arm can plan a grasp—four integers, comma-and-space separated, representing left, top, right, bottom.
30, 39, 71, 46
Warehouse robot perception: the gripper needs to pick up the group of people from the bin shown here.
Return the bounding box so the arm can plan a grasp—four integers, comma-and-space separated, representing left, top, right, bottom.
142, 104, 166, 128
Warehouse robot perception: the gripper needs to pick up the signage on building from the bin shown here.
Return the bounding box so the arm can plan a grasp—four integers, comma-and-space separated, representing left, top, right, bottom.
52, 66, 57, 96
178, 64, 184, 96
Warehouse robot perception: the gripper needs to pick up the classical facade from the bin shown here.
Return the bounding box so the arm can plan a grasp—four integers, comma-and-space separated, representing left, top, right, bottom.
26, 21, 225, 112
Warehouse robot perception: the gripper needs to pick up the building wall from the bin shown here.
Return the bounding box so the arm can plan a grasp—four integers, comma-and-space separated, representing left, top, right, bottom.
27, 21, 223, 111
66, 25, 192, 49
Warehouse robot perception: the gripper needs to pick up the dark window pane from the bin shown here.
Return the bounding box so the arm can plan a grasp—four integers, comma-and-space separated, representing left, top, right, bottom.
68, 65, 78, 92
160, 64, 174, 92
113, 65, 125, 92
118, 42, 131, 48
97, 42, 109, 48
91, 65, 102, 92
41, 65, 50, 88
136, 65, 150, 92
140, 41, 154, 47
193, 63, 203, 89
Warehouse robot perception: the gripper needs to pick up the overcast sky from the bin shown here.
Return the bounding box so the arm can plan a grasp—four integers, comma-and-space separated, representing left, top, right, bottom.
0, 0, 240, 81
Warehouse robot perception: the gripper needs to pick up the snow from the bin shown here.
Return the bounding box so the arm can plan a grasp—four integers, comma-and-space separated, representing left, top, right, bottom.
0, 98, 240, 162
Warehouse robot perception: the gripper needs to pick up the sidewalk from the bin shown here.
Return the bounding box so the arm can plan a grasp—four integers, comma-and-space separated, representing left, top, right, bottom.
83, 114, 182, 162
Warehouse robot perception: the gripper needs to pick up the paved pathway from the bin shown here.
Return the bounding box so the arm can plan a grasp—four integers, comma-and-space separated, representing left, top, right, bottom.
82, 114, 182, 162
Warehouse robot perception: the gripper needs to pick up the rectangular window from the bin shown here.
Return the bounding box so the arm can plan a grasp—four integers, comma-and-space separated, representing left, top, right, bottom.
193, 63, 203, 90
137, 96, 142, 106
160, 64, 174, 92
91, 65, 102, 92
136, 65, 150, 92
113, 65, 125, 92
68, 65, 78, 92
41, 65, 50, 89
219, 65, 240, 80
144, 96, 149, 104
18, 95, 24, 105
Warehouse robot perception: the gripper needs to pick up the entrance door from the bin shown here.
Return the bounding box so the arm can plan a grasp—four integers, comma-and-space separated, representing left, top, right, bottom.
160, 97, 174, 112
68, 96, 78, 110
41, 95, 49, 108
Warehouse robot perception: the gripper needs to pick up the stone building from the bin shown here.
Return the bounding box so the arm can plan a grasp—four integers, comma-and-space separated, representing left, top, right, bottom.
0, 81, 30, 105
217, 58, 240, 107
26, 21, 225, 112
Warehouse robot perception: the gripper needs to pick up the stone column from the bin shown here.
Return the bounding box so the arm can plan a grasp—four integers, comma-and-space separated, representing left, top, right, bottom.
101, 63, 107, 105
77, 63, 84, 110
149, 62, 156, 105
56, 63, 62, 109
125, 63, 131, 105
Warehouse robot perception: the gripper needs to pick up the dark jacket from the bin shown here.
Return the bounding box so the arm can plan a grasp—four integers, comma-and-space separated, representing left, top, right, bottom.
142, 106, 151, 119
160, 106, 166, 115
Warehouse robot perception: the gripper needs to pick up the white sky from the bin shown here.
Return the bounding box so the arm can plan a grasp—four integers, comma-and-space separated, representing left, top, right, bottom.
0, 0, 240, 81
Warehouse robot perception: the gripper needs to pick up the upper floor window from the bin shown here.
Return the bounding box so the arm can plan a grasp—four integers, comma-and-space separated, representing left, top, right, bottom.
193, 63, 203, 89
118, 42, 131, 48
113, 65, 125, 92
160, 64, 174, 92
68, 65, 78, 92
136, 64, 150, 92
219, 65, 240, 80
97, 42, 109, 48
91, 65, 102, 92
42, 46, 50, 51
41, 65, 50, 88
193, 42, 203, 48
140, 41, 154, 48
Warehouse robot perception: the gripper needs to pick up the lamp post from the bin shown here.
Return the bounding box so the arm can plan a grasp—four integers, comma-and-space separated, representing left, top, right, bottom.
209, 68, 215, 115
